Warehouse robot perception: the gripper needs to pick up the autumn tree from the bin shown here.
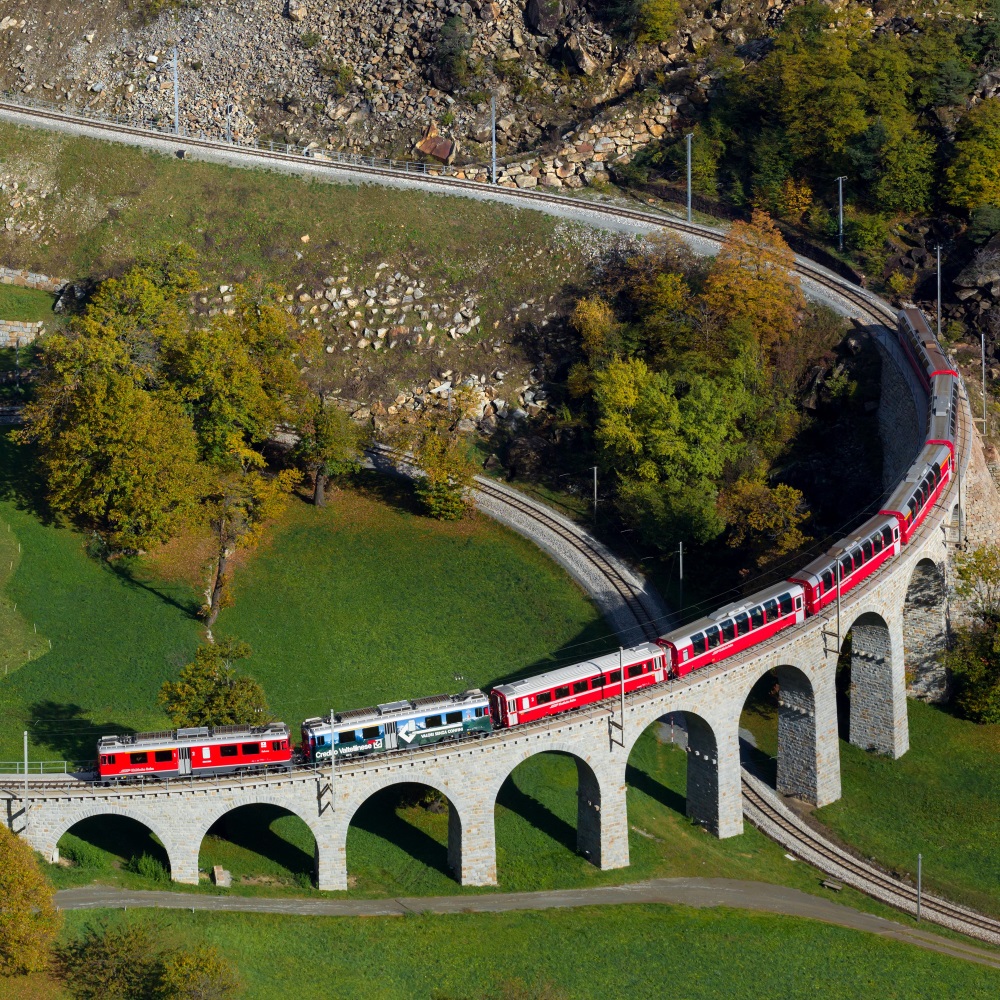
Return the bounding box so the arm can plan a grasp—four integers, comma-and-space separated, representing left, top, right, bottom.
412, 416, 477, 521
203, 464, 300, 627
294, 398, 366, 505
954, 544, 1000, 621
718, 477, 811, 568
159, 638, 269, 727
702, 210, 803, 351
0, 825, 61, 976
159, 945, 241, 1000
946, 98, 1000, 211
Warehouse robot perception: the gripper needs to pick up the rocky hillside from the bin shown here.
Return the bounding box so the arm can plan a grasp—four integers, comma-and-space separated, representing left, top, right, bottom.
0, 0, 764, 162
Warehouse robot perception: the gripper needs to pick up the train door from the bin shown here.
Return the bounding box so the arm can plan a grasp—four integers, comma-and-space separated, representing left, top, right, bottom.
384, 721, 398, 750
178, 747, 192, 775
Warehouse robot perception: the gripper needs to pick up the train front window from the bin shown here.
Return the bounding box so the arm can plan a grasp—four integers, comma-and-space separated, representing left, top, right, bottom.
721, 619, 735, 642
735, 613, 750, 636
154, 750, 173, 763
750, 607, 764, 629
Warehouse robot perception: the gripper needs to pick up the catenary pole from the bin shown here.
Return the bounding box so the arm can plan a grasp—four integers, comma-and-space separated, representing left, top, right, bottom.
491, 94, 497, 185
983, 332, 988, 439
678, 541, 684, 615
172, 47, 180, 136
23, 730, 28, 831
592, 466, 598, 525
936, 244, 942, 340
226, 101, 233, 144
836, 177, 847, 253
917, 853, 922, 921
685, 133, 693, 223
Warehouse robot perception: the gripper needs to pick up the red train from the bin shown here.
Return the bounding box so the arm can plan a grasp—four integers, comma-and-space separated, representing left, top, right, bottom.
95, 311, 961, 770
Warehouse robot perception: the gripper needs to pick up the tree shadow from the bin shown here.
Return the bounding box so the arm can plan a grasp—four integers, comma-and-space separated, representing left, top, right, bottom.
203, 805, 314, 877
0, 429, 53, 523
351, 784, 452, 879
103, 557, 202, 619
29, 701, 135, 762
60, 815, 169, 870
496, 775, 577, 853
625, 762, 686, 816
349, 468, 425, 517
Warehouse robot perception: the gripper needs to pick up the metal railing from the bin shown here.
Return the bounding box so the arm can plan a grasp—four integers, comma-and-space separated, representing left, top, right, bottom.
0, 760, 93, 775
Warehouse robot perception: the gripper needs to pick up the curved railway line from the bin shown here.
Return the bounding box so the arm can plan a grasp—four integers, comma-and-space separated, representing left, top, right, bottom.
2, 97, 996, 945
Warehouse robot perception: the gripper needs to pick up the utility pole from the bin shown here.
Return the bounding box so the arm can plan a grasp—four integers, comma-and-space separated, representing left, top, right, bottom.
983, 332, 988, 439
226, 101, 233, 144
678, 541, 684, 615
491, 93, 497, 186
935, 244, 942, 340
330, 708, 335, 806
592, 465, 598, 525
836, 176, 847, 253
916, 853, 922, 921
172, 47, 180, 136
23, 730, 28, 832
685, 132, 694, 223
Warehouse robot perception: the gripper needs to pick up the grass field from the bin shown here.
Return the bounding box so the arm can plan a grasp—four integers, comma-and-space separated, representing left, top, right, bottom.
6, 904, 1000, 1000
0, 285, 55, 322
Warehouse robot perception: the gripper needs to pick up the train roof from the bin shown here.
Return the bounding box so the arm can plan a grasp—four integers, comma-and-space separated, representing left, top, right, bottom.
98, 721, 289, 752
302, 689, 488, 732
490, 643, 663, 699
880, 443, 951, 514
790, 514, 897, 582
659, 580, 801, 646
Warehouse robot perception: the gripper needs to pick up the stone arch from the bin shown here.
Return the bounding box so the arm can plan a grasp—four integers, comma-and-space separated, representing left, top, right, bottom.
903, 557, 949, 702
738, 661, 840, 807
624, 710, 728, 835
334, 772, 490, 889
842, 608, 908, 758
488, 741, 628, 873
33, 802, 186, 879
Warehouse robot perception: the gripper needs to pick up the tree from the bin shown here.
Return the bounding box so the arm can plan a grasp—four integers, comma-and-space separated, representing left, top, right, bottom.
0, 825, 61, 976
431, 15, 471, 91
636, 0, 680, 45
158, 638, 269, 727
55, 921, 161, 999
412, 414, 476, 520
203, 464, 300, 627
944, 621, 1000, 724
159, 945, 240, 1000
847, 116, 935, 214
954, 544, 1000, 623
946, 99, 1000, 211
718, 476, 811, 568
701, 210, 804, 351
294, 398, 365, 506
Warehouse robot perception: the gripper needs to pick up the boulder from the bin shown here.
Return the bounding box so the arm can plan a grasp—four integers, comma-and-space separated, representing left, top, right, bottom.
565, 34, 598, 76
288, 5, 308, 22
525, 0, 571, 37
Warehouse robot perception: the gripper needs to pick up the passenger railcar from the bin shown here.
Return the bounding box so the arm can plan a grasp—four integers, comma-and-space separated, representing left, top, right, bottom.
97, 723, 292, 781
897, 308, 958, 390
878, 443, 952, 544
658, 582, 805, 678
927, 373, 960, 459
489, 644, 665, 728
789, 515, 900, 616
301, 689, 491, 763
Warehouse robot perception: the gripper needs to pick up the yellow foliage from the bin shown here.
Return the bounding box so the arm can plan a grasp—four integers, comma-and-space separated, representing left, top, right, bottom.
719, 477, 811, 567
571, 296, 617, 360
780, 178, 813, 223
0, 825, 61, 975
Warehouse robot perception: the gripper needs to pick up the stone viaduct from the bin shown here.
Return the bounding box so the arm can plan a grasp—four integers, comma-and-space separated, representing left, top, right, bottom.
0, 302, 988, 894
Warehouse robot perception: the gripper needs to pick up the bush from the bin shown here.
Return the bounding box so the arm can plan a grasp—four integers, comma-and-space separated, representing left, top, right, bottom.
126, 853, 169, 882
845, 212, 888, 256
300, 30, 321, 49
431, 16, 472, 91
944, 621, 1000, 723
61, 838, 110, 870
637, 0, 680, 43
970, 205, 1000, 244
318, 57, 354, 97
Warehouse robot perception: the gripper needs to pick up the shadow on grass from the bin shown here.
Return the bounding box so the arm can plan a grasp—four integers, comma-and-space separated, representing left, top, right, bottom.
104, 556, 202, 620
351, 784, 453, 880
0, 430, 53, 523
30, 701, 135, 762
625, 762, 686, 816
59, 814, 170, 871
350, 468, 425, 517
496, 775, 577, 853
204, 804, 315, 877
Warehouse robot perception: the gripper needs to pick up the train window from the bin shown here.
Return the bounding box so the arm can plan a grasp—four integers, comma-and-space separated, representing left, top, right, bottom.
336, 731, 356, 745
592, 674, 606, 687
446, 712, 462, 725
425, 715, 443, 728
706, 626, 720, 649
551, 686, 567, 699
610, 670, 622, 683
862, 541, 873, 560
627, 664, 643, 678
821, 570, 834, 592
691, 633, 707, 655
130, 752, 148, 764
241, 743, 260, 755
840, 556, 853, 578
763, 599, 778, 621
872, 533, 883, 554
363, 726, 382, 740
271, 740, 284, 751
100, 755, 107, 765
475, 707, 487, 718
721, 619, 736, 643
573, 681, 589, 694
109, 754, 116, 764
750, 607, 764, 629
735, 613, 750, 636
536, 692, 552, 705
220, 745, 238, 757
154, 750, 173, 763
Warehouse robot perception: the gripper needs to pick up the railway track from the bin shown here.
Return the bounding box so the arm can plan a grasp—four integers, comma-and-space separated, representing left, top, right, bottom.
3, 96, 994, 944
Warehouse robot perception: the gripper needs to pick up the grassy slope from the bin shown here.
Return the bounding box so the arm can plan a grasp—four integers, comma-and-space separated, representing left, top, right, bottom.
7, 905, 1000, 1000
0, 285, 55, 322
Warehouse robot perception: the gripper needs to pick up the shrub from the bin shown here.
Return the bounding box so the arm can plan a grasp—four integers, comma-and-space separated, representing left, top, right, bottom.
300, 30, 321, 49
61, 838, 110, 870
431, 16, 472, 91
637, 0, 681, 43
318, 57, 354, 97
126, 853, 169, 882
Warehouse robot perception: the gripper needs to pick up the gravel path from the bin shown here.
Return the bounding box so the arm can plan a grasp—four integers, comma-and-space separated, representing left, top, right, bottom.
53, 878, 1000, 968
